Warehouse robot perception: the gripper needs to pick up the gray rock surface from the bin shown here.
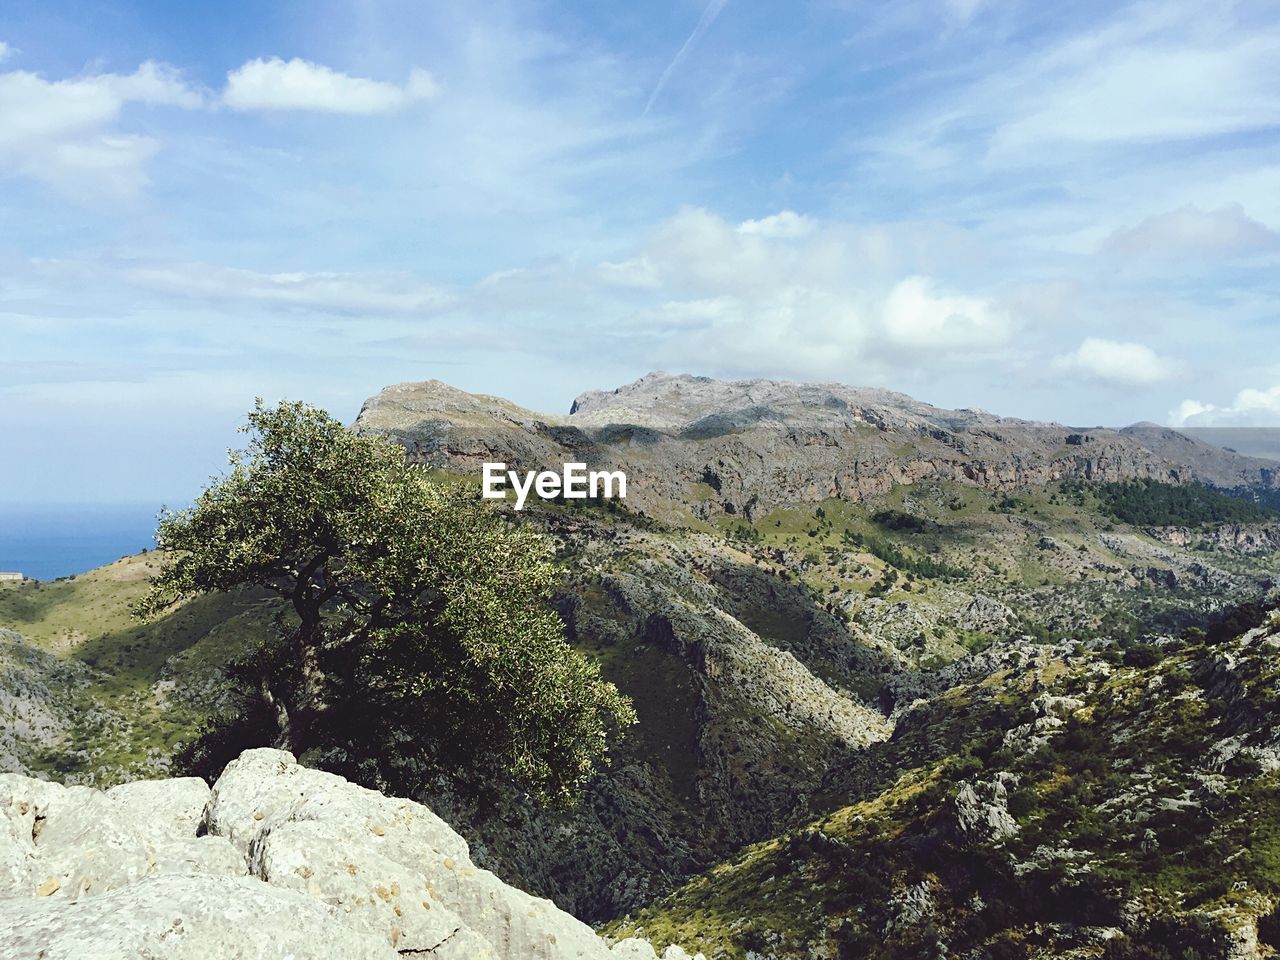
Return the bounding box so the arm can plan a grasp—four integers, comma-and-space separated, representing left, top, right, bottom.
0, 874, 399, 960
0, 748, 688, 960
954, 773, 1020, 844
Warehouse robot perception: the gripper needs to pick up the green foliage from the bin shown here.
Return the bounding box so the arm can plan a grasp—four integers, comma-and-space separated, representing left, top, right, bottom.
991, 493, 1029, 514
1122, 643, 1163, 667
842, 529, 966, 580
136, 400, 634, 804
870, 509, 930, 533
1074, 478, 1278, 527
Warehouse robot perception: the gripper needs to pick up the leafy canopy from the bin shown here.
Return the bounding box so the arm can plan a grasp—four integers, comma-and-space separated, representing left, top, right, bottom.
136, 400, 634, 804
1066, 477, 1278, 527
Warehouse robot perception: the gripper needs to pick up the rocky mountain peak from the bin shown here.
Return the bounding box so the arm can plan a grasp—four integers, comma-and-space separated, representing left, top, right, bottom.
566, 370, 966, 432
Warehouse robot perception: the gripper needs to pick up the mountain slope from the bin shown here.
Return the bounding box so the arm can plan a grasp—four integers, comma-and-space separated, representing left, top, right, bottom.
608, 614, 1280, 959
347, 373, 1280, 921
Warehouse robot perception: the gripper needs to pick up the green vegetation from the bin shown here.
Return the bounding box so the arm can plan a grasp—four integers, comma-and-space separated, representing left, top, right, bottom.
842, 528, 966, 580
609, 613, 1280, 959
137, 400, 635, 804
1072, 478, 1279, 527
0, 555, 279, 782
870, 508, 932, 533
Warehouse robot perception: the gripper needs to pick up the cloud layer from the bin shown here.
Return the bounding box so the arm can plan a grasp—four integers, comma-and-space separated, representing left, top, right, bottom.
1104, 204, 1280, 258
1053, 338, 1179, 388
2, 0, 1279, 503
223, 58, 439, 113
0, 60, 200, 197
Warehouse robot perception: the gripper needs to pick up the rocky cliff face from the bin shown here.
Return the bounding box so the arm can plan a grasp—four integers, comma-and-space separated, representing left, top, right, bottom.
0, 748, 699, 960
354, 372, 1279, 521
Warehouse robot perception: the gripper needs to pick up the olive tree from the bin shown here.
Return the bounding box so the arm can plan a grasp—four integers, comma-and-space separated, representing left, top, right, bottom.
135, 400, 634, 803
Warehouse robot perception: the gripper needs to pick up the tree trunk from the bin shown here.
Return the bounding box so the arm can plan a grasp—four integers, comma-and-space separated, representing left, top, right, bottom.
260, 676, 294, 751
264, 626, 329, 755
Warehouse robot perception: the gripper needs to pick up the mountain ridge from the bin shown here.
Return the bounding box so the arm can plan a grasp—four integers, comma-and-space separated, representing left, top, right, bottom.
355, 373, 1279, 523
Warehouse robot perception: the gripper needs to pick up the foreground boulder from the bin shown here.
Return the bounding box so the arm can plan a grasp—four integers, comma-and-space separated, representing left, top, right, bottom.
0, 748, 696, 960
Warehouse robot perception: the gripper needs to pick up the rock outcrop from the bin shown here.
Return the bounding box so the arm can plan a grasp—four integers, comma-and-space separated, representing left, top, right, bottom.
1150, 522, 1280, 555
0, 748, 696, 960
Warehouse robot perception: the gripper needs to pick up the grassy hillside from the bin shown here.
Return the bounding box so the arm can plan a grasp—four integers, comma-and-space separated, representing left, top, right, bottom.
607, 613, 1280, 959
0, 554, 276, 783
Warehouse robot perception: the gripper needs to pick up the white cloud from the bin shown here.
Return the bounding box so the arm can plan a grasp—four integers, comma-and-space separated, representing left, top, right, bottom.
1170, 399, 1215, 426
874, 3, 1280, 191
0, 60, 200, 197
223, 58, 439, 114
1052, 337, 1179, 387
737, 210, 816, 239
881, 276, 1012, 349
991, 16, 1280, 153
1172, 384, 1280, 427
574, 207, 1010, 378
0, 41, 12, 64
125, 261, 454, 315
1103, 203, 1279, 257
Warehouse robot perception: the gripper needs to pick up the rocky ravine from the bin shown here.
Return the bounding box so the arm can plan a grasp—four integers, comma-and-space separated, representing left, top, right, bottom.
0, 748, 698, 960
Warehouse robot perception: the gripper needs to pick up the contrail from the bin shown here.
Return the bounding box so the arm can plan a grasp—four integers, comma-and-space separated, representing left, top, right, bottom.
643, 0, 729, 116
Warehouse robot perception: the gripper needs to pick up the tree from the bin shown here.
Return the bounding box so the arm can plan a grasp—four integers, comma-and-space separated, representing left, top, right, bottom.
135, 400, 635, 804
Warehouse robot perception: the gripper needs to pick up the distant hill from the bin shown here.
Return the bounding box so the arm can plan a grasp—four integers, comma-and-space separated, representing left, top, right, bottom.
1182, 426, 1280, 463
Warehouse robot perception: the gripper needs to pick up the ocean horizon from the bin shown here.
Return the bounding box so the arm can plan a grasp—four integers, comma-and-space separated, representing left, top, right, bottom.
0, 502, 167, 581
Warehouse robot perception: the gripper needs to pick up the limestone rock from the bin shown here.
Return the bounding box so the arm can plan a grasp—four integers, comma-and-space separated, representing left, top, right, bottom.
0, 748, 695, 960
0, 874, 398, 960
609, 938, 659, 958
105, 776, 210, 840
954, 773, 1020, 844
210, 748, 611, 958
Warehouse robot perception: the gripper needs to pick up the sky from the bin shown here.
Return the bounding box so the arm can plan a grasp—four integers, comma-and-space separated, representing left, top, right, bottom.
1, 0, 1279, 504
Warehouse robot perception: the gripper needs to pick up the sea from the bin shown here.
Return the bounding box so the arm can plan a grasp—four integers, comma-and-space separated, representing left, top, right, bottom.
0, 503, 165, 582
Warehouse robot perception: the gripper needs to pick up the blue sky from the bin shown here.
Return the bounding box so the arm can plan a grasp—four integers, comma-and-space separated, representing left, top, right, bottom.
2, 0, 1279, 504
